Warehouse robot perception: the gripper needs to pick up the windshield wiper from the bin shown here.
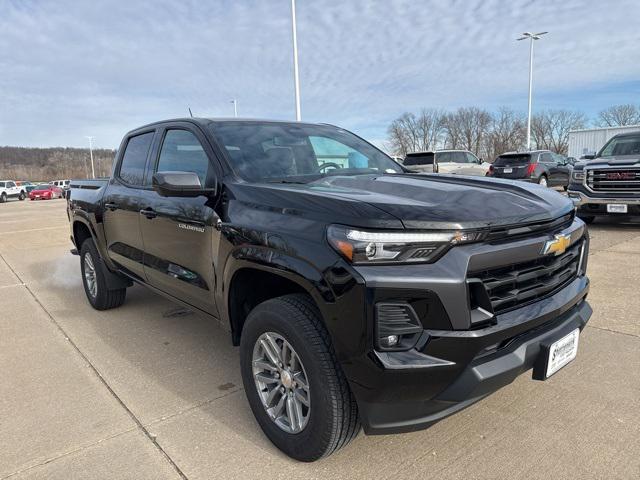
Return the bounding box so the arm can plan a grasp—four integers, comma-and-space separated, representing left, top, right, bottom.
265, 179, 309, 184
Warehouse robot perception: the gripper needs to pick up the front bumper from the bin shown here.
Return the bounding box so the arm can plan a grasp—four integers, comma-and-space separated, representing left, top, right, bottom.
341, 219, 591, 435
567, 187, 640, 217
354, 278, 590, 434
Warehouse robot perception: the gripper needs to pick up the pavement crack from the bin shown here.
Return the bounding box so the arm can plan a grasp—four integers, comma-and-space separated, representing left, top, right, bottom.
0, 252, 189, 480
586, 324, 639, 338
1, 428, 138, 479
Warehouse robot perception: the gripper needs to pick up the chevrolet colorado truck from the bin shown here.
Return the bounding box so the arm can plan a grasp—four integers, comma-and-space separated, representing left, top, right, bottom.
568, 131, 640, 223
67, 118, 592, 461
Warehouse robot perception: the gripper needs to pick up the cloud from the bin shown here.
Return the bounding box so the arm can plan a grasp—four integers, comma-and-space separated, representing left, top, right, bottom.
0, 0, 638, 147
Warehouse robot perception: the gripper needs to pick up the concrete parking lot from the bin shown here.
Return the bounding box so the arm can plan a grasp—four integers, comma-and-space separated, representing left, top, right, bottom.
1, 198, 639, 479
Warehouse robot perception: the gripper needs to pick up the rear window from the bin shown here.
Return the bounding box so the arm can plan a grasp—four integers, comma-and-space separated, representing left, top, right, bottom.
404, 153, 434, 166
0, 182, 5, 188
494, 154, 532, 166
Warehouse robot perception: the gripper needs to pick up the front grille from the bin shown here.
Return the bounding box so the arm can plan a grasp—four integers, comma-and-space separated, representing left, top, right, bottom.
587, 168, 640, 192
469, 240, 583, 314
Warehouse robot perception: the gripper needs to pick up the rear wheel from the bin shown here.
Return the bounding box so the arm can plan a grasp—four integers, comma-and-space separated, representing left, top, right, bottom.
240, 294, 360, 461
538, 175, 548, 187
0, 193, 6, 203
18, 191, 25, 201
80, 239, 127, 310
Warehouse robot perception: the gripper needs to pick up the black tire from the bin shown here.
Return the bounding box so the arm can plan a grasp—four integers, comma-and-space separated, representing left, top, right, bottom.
0, 193, 6, 203
562, 185, 568, 191
579, 215, 595, 224
538, 175, 548, 187
240, 294, 360, 461
18, 191, 26, 200
80, 239, 127, 310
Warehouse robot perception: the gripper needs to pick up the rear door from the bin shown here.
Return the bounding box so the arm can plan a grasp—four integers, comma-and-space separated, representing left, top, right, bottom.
139, 124, 222, 313
102, 130, 156, 280
435, 152, 460, 174
539, 152, 558, 185
552, 153, 571, 186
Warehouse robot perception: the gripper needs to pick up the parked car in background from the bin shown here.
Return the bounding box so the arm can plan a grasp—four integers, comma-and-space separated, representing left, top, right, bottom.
0, 180, 26, 202
50, 179, 71, 189
487, 150, 571, 189
68, 117, 591, 461
29, 184, 63, 200
568, 131, 640, 223
24, 183, 40, 193
403, 149, 488, 176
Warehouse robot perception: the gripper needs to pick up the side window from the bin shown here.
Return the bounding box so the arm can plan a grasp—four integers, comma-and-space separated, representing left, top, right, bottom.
437, 152, 454, 163
119, 132, 154, 186
7, 181, 16, 188
466, 153, 478, 163
540, 152, 553, 163
309, 136, 368, 169
156, 130, 210, 185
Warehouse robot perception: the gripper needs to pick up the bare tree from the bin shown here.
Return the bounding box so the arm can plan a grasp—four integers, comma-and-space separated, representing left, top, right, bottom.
595, 104, 640, 127
484, 107, 526, 161
387, 109, 447, 155
531, 110, 587, 155
444, 107, 492, 156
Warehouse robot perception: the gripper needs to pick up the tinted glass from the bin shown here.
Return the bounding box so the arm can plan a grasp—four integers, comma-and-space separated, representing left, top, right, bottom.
494, 154, 531, 166
404, 153, 434, 166
453, 152, 468, 163
0, 182, 6, 188
598, 135, 640, 157
119, 132, 154, 186
157, 130, 210, 185
7, 181, 16, 188
210, 122, 402, 182
437, 152, 455, 163
540, 152, 553, 163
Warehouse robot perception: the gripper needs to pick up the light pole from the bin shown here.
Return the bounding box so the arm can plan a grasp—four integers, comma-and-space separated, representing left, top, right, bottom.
230, 98, 238, 117
290, 0, 301, 121
85, 136, 95, 179
517, 31, 547, 150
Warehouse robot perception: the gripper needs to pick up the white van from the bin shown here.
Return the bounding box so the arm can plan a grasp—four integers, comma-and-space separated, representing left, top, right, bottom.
404, 150, 490, 176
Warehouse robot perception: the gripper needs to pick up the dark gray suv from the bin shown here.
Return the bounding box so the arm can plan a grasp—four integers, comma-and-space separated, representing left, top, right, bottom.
488, 150, 571, 189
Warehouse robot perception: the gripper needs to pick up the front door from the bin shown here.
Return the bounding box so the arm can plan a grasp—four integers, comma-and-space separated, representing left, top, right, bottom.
139, 127, 221, 313
102, 130, 155, 280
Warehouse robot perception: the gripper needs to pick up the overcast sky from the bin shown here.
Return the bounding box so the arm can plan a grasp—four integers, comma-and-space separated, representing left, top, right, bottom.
1, 0, 639, 148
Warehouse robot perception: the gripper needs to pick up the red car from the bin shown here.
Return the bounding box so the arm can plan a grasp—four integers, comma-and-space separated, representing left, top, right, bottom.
29, 184, 63, 200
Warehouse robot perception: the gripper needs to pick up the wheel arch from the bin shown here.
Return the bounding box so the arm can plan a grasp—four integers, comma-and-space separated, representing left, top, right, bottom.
222, 256, 335, 346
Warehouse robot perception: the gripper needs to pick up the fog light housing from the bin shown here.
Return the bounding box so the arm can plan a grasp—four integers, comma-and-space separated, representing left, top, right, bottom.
375, 303, 423, 351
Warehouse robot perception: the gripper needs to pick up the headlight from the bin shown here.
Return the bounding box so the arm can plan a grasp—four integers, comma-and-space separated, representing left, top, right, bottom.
571, 170, 585, 182
327, 225, 484, 264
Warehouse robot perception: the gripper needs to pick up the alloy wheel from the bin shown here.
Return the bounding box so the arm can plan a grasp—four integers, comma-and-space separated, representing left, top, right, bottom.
252, 332, 311, 434
83, 254, 98, 299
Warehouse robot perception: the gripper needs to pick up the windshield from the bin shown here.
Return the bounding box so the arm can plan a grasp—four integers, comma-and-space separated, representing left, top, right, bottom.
209, 122, 403, 183
597, 135, 640, 157
494, 154, 532, 166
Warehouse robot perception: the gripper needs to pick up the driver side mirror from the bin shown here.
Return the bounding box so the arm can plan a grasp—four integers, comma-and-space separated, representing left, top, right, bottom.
152, 171, 216, 198
581, 154, 595, 160
478, 158, 484, 164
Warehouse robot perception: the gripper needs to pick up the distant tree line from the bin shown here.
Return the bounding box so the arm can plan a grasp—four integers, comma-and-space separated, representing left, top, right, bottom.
0, 146, 116, 181
387, 104, 640, 160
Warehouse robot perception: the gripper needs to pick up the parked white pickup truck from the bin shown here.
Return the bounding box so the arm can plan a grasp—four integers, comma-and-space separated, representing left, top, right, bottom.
403, 149, 490, 176
0, 180, 27, 203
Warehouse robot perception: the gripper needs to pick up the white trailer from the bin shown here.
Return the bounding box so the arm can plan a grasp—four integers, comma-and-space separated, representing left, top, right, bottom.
568, 124, 640, 159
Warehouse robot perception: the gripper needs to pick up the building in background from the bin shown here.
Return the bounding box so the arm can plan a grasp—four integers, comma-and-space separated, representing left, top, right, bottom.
568, 124, 640, 159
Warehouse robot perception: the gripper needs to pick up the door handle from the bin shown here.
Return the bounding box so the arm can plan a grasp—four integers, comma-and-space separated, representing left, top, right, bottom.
105, 202, 119, 211
139, 208, 157, 219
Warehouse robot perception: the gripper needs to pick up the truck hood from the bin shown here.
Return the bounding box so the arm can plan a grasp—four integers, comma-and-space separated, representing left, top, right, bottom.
231, 174, 574, 230
581, 155, 640, 168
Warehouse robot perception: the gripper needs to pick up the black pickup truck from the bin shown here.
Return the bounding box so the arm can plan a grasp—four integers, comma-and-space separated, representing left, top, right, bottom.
68, 118, 592, 461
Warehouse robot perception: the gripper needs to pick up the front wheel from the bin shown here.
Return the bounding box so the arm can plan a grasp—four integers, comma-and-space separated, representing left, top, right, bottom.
240, 294, 360, 461
80, 239, 127, 310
